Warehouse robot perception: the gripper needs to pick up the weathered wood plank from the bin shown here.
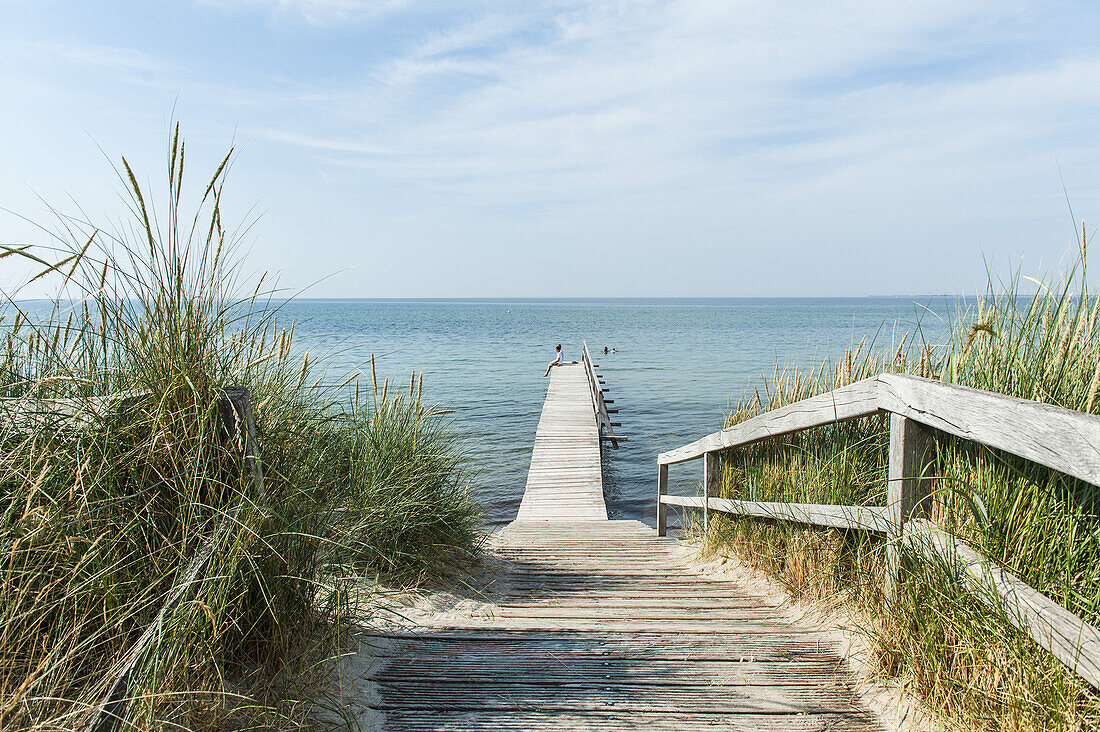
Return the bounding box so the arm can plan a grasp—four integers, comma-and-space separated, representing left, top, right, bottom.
658, 378, 882, 465
0, 388, 147, 433
375, 658, 843, 685
372, 680, 863, 714
378, 711, 881, 732
906, 519, 1100, 689
371, 630, 844, 655
516, 362, 607, 521
363, 516, 886, 729
660, 495, 892, 533
877, 373, 1100, 487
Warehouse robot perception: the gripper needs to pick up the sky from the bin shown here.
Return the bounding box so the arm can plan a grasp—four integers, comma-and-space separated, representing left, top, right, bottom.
1, 0, 1099, 298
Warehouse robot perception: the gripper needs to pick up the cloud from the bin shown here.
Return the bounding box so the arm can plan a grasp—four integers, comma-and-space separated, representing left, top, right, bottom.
263, 1, 1038, 196
255, 128, 395, 155
4, 0, 1100, 296
14, 40, 182, 75
194, 0, 417, 24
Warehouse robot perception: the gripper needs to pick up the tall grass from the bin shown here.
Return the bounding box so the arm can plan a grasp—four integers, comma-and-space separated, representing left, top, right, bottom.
0, 126, 480, 730
702, 247, 1100, 730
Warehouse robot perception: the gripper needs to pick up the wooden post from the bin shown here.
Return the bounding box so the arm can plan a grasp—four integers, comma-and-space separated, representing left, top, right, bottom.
218, 386, 265, 499
87, 388, 261, 732
703, 451, 720, 533
886, 413, 934, 601
657, 463, 669, 536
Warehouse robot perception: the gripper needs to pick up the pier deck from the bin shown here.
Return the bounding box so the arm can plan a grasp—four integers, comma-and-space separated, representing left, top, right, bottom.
516, 363, 607, 521
361, 353, 888, 730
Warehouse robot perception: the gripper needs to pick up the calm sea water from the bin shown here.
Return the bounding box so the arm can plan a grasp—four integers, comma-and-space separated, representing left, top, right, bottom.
282, 298, 956, 528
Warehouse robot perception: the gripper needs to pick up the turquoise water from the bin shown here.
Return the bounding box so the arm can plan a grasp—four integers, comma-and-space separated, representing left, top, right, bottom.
283, 298, 956, 527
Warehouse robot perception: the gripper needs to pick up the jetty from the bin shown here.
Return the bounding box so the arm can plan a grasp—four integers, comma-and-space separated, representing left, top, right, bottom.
516, 345, 615, 521
364, 344, 887, 730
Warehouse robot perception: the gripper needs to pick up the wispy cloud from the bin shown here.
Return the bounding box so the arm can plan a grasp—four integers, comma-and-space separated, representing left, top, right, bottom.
255, 128, 396, 155
194, 0, 417, 24
3, 0, 1099, 296
14, 39, 182, 75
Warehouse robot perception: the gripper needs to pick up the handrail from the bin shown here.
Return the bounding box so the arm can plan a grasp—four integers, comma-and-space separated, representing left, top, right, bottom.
658, 378, 882, 465
581, 342, 618, 447
659, 373, 1100, 484
656, 372, 1100, 689
85, 386, 264, 732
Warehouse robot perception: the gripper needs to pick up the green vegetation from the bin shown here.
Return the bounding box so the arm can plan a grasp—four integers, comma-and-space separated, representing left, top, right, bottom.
0, 127, 480, 730
703, 243, 1100, 730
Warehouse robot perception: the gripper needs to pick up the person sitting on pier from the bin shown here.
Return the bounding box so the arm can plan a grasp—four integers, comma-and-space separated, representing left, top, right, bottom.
542, 344, 563, 377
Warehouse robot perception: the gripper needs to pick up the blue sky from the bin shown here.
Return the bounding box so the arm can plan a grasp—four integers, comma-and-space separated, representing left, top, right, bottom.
2, 0, 1099, 297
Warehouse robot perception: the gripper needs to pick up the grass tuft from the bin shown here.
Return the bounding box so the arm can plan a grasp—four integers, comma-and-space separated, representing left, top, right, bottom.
0, 125, 481, 730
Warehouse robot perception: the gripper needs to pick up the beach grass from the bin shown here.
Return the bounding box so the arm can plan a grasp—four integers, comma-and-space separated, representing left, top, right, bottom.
699, 245, 1100, 730
0, 126, 481, 730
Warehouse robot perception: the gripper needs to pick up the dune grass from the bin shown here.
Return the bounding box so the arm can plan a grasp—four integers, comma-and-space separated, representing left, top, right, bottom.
0, 127, 481, 730
700, 249, 1100, 730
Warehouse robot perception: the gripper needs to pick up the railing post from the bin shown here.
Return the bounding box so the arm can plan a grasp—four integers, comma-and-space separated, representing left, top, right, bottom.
86, 387, 259, 732
218, 386, 265, 499
703, 451, 720, 533
657, 462, 669, 536
886, 413, 934, 601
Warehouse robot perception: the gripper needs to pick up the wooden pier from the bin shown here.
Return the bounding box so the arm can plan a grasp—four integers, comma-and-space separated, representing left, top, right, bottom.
361, 346, 888, 730
516, 362, 607, 521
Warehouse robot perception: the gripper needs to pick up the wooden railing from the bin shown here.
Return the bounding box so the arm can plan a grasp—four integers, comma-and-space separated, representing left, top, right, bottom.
657, 373, 1100, 689
82, 387, 264, 732
581, 342, 620, 447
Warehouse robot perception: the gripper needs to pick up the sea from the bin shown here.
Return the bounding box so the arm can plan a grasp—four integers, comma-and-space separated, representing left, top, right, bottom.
283, 297, 959, 528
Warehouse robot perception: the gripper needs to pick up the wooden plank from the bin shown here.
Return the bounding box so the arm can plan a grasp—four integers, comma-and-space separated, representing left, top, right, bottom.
400, 618, 811, 634
516, 362, 607, 522
877, 373, 1100, 487
372, 630, 844, 655
703, 451, 719, 532
658, 378, 882, 465
375, 658, 843, 685
379, 711, 882, 732
488, 597, 775, 608
661, 495, 892, 533
486, 607, 783, 620
372, 680, 863, 714
1, 388, 147, 433
906, 519, 1100, 689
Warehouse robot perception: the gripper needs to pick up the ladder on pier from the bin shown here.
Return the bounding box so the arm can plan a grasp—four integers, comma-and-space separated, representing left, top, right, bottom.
361, 351, 888, 730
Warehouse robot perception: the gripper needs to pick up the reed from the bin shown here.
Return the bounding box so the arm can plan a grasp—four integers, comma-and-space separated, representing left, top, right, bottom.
0, 126, 480, 730
703, 250, 1100, 730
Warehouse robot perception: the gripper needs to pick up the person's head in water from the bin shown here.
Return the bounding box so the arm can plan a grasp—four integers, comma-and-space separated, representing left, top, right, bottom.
603, 346, 608, 354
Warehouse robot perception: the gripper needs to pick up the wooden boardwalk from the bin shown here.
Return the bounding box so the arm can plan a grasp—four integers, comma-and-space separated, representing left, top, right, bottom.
361, 361, 888, 730
516, 364, 607, 522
